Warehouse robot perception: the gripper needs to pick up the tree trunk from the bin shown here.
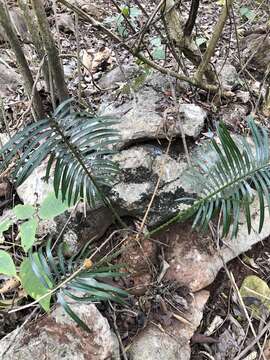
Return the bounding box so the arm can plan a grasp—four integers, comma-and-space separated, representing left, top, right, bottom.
0, 1, 44, 118
31, 0, 69, 102
18, 0, 50, 92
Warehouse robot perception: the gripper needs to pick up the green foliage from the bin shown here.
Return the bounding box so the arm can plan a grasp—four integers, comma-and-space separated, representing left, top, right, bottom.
187, 117, 270, 237
150, 37, 166, 60
240, 275, 270, 319
19, 218, 38, 252
0, 192, 71, 253
105, 5, 142, 37
0, 250, 16, 277
27, 239, 127, 331
0, 99, 120, 208
20, 255, 52, 311
39, 192, 69, 219
195, 36, 207, 47
0, 193, 127, 330
13, 204, 35, 220
239, 6, 254, 21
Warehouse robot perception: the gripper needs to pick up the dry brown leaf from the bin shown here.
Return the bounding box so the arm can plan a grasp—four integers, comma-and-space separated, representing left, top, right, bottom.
81, 47, 113, 73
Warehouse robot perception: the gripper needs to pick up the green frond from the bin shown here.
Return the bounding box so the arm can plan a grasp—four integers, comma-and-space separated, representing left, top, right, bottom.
29, 239, 127, 330
189, 117, 270, 237
0, 99, 120, 208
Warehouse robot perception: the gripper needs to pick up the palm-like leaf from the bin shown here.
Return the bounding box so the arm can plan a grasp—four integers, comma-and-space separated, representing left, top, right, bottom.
30, 238, 127, 331
0, 99, 120, 207
187, 116, 270, 237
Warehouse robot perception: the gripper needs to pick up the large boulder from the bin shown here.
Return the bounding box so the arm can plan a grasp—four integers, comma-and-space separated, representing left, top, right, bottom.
110, 145, 196, 227
0, 303, 120, 360
99, 86, 207, 147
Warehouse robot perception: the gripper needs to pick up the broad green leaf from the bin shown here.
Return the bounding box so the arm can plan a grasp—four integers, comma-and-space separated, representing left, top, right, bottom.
0, 219, 12, 235
153, 46, 166, 60
20, 256, 52, 311
19, 218, 37, 252
0, 250, 16, 277
13, 204, 35, 220
39, 192, 69, 220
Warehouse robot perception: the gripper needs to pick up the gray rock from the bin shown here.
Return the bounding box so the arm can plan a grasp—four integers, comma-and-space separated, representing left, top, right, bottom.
216, 62, 238, 89
240, 32, 270, 74
99, 87, 207, 147
16, 161, 51, 205
0, 63, 22, 97
98, 65, 139, 89
62, 229, 80, 256
179, 103, 207, 137
56, 13, 75, 33
110, 146, 195, 226
128, 290, 209, 360
222, 103, 248, 128
164, 195, 270, 292
0, 303, 120, 360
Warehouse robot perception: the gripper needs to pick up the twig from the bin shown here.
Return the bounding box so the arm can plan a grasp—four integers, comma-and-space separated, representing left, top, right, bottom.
184, 0, 200, 37
21, 55, 46, 122
136, 136, 172, 238
0, 0, 44, 118
169, 79, 191, 166
234, 322, 270, 360
75, 13, 82, 103
225, 270, 266, 360
109, 302, 129, 360
135, 0, 165, 52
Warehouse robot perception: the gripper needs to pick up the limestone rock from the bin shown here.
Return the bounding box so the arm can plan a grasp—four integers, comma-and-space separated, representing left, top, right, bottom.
128, 290, 209, 360
0, 63, 22, 97
99, 87, 207, 147
98, 65, 139, 89
240, 32, 270, 74
0, 303, 120, 360
16, 162, 51, 205
110, 146, 195, 226
162, 196, 270, 292
216, 63, 238, 89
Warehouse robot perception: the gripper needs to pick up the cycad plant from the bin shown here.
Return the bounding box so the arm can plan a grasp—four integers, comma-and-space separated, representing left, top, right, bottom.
0, 99, 120, 211
151, 116, 270, 238
24, 239, 127, 332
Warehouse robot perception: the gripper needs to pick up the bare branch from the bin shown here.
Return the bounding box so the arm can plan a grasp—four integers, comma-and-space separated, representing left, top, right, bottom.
184, 0, 200, 37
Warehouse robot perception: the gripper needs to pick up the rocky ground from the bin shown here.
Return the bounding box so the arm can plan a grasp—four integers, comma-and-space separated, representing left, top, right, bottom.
0, 0, 270, 359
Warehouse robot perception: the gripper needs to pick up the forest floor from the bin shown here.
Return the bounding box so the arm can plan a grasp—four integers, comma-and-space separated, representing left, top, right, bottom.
0, 0, 270, 359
